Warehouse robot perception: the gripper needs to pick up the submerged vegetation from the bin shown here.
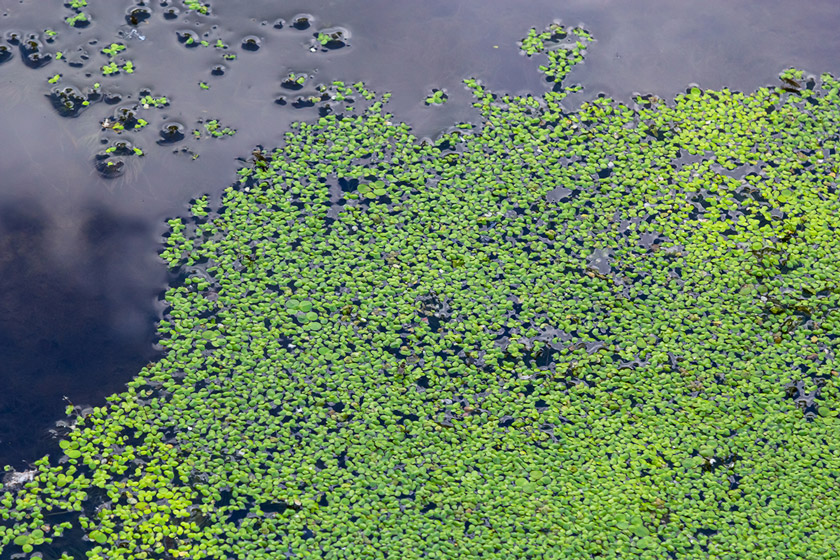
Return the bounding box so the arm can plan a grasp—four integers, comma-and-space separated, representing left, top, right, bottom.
3, 20, 840, 559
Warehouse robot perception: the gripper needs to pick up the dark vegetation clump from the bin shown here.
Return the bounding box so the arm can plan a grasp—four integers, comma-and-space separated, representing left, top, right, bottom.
2, 23, 840, 559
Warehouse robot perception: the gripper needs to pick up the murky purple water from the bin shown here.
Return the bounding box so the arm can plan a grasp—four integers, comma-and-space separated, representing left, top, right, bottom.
0, 0, 838, 466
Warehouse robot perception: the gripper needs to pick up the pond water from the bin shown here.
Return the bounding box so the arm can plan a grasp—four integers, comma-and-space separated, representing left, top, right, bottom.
0, 0, 839, 468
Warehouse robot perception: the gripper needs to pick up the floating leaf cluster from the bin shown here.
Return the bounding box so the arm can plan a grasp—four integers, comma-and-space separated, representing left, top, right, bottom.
2, 3, 351, 177
64, 9, 89, 29
313, 27, 350, 51
194, 119, 236, 139
282, 72, 309, 90
425, 88, 448, 105
183, 0, 211, 16
3, 23, 840, 559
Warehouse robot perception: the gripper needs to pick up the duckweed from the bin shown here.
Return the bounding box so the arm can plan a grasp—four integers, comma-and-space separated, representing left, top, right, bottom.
2, 22, 840, 560
64, 12, 88, 28
283, 72, 308, 89
183, 1, 211, 16
425, 88, 448, 105
192, 119, 236, 139
313, 27, 350, 51
6, 0, 353, 180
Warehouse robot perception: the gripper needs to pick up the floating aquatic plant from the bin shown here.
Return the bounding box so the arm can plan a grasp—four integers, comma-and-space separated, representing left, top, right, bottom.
183, 0, 211, 16
64, 10, 89, 28
313, 27, 350, 51
5, 0, 342, 181
2, 21, 840, 560
139, 92, 168, 109
425, 88, 448, 105
282, 72, 308, 89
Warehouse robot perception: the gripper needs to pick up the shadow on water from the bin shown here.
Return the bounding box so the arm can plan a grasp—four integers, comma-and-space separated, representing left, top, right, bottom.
0, 0, 839, 466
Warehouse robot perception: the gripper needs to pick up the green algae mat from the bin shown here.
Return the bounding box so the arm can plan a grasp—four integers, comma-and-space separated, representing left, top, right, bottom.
3, 23, 840, 559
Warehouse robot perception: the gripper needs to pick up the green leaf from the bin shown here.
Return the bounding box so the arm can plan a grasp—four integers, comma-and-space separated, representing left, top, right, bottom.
90, 530, 107, 544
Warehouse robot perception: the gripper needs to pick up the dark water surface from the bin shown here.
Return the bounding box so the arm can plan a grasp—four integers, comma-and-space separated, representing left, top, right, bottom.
0, 0, 838, 467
